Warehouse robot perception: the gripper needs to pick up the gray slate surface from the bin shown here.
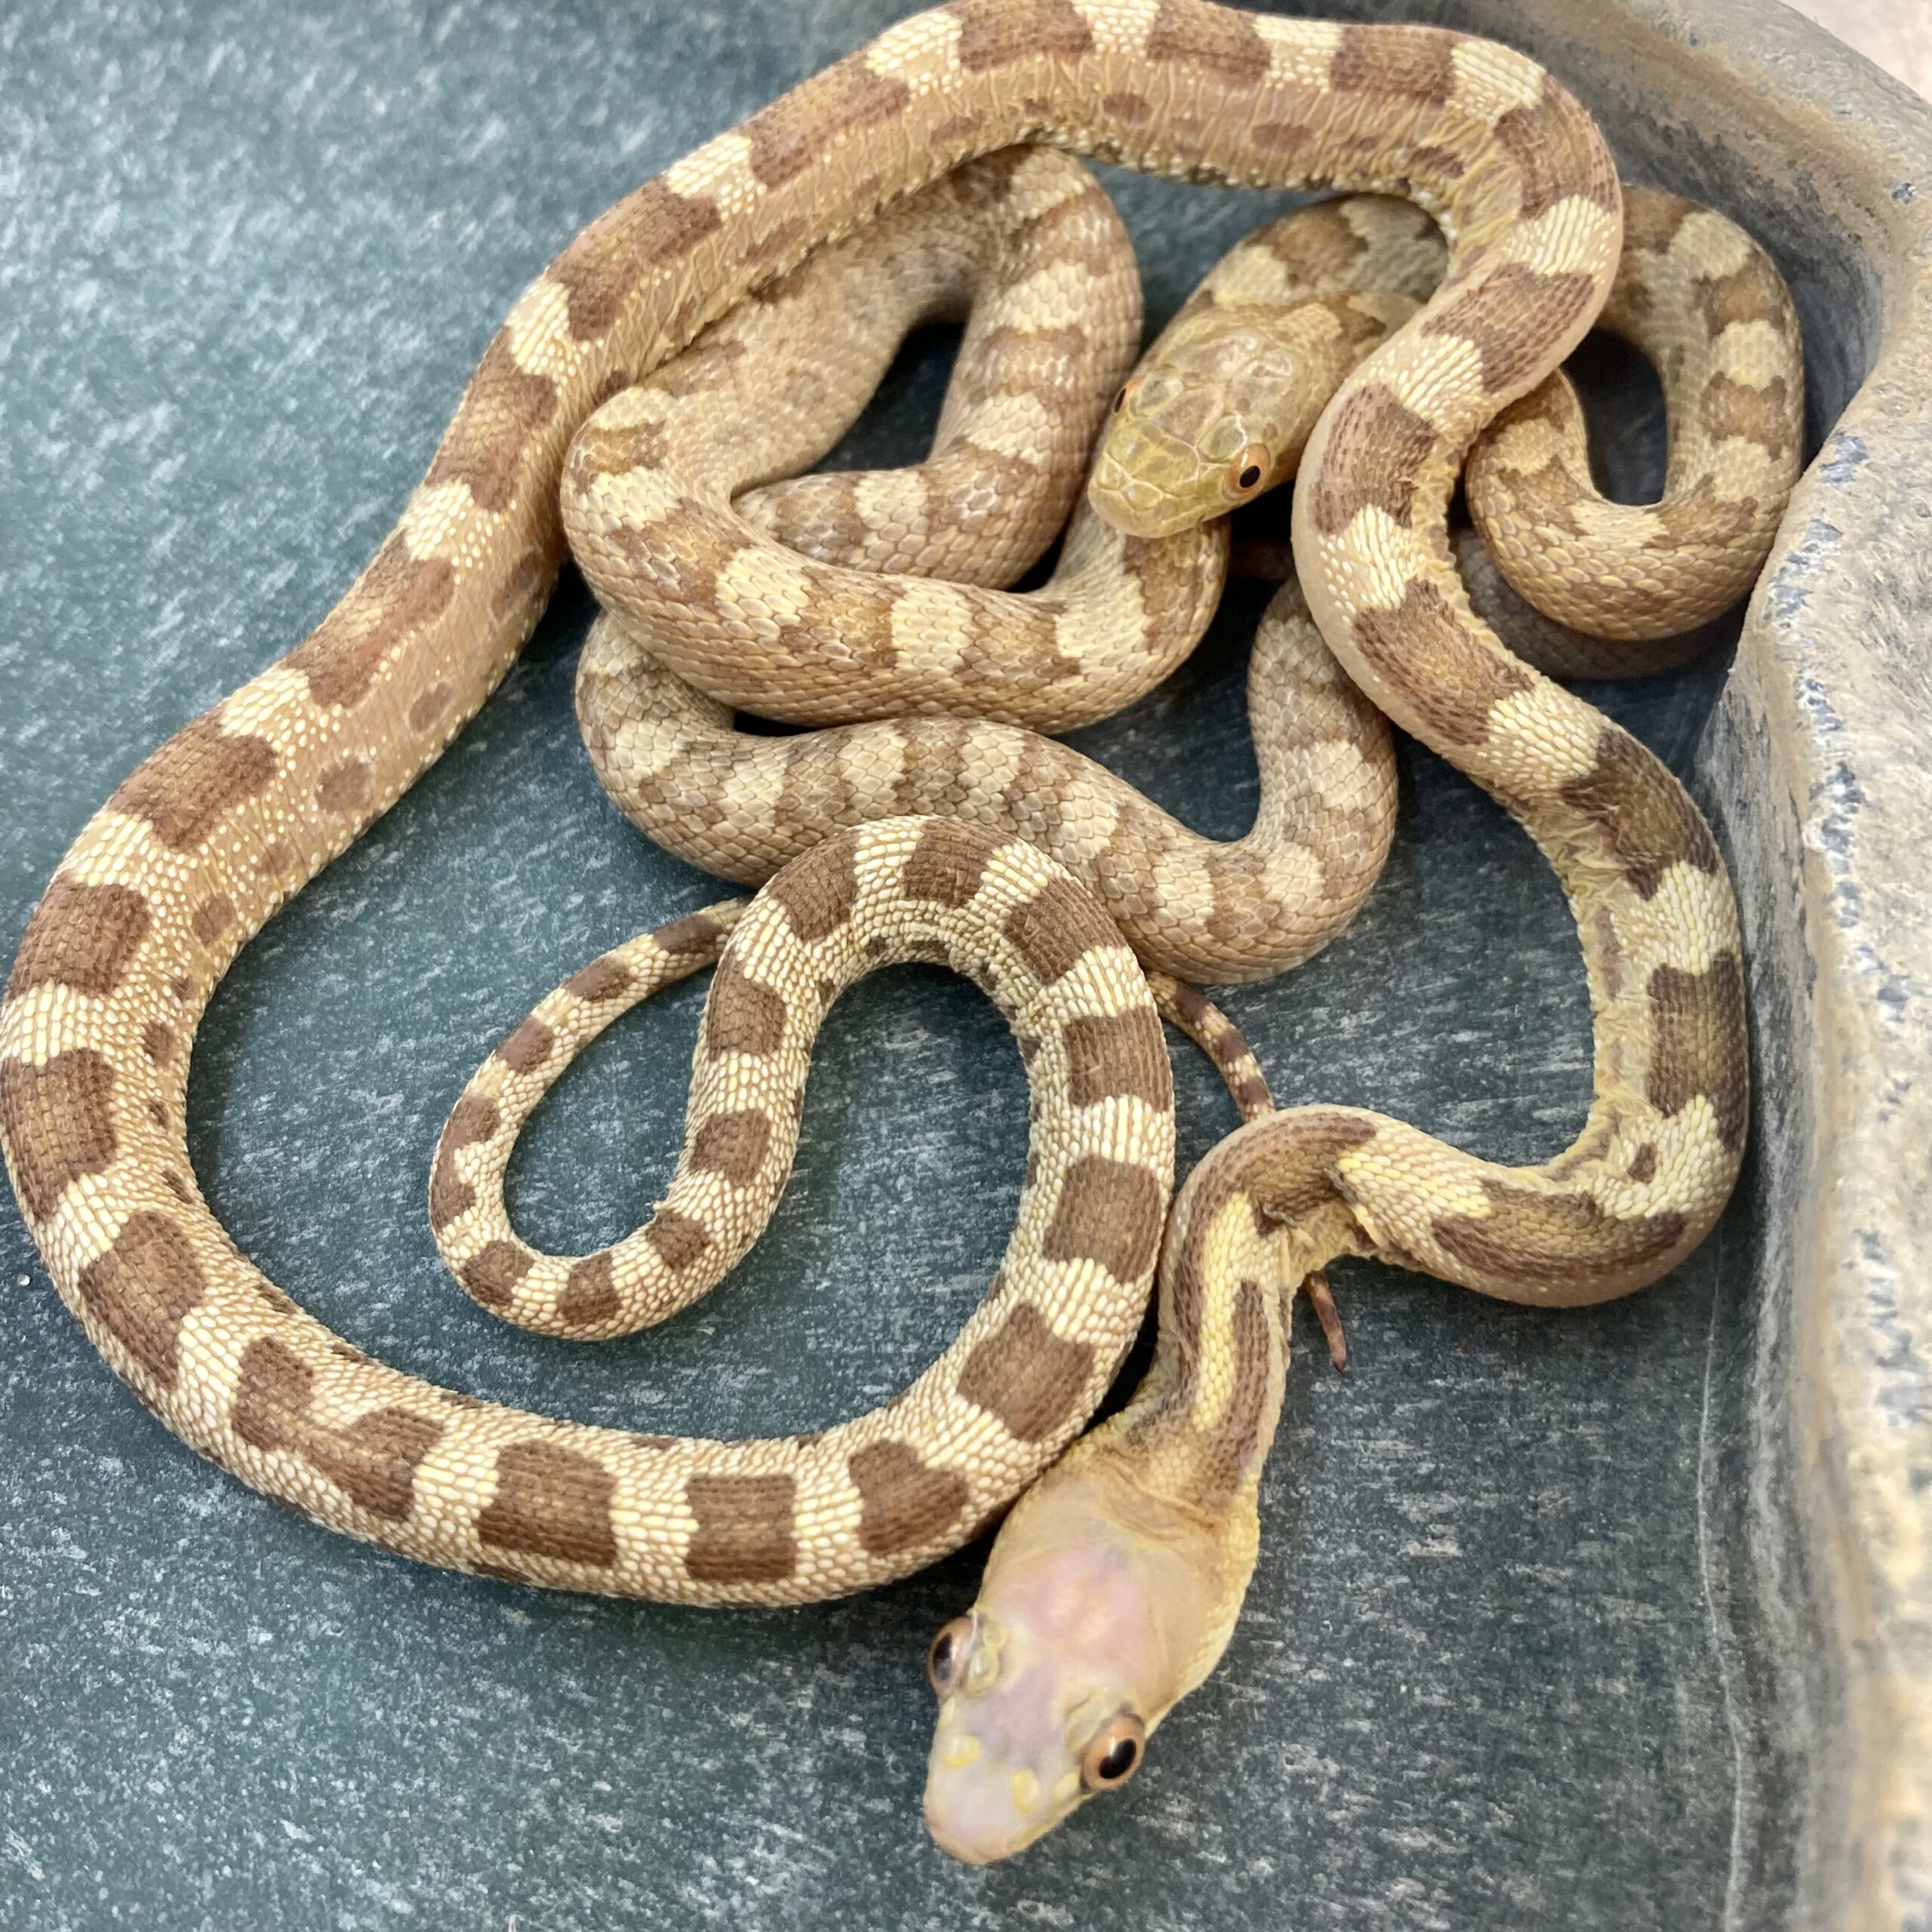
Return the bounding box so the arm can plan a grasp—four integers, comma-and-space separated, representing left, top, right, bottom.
0, 3, 1770, 1927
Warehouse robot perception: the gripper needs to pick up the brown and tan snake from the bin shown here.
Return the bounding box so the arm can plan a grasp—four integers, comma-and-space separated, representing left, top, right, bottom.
0, 2, 1793, 1864
571, 171, 1798, 983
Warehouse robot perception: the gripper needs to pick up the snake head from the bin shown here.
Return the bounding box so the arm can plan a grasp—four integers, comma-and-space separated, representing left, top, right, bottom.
1085, 308, 1313, 540
1088, 291, 1417, 541
921, 1438, 1235, 1863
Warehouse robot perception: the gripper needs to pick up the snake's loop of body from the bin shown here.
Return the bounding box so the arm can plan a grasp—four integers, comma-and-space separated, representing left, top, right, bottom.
429, 845, 1277, 1344
0, 0, 1764, 1864
572, 174, 1798, 981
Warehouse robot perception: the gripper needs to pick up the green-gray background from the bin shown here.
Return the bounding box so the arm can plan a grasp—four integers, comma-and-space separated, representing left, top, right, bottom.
0, 3, 1780, 1926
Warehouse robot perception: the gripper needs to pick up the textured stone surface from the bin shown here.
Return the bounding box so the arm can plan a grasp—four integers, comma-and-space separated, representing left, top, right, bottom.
0, 2, 1924, 1928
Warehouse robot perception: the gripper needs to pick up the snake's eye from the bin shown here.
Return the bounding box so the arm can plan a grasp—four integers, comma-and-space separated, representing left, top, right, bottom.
1080, 1713, 1146, 1791
1112, 377, 1140, 416
928, 1617, 973, 1697
1225, 441, 1271, 500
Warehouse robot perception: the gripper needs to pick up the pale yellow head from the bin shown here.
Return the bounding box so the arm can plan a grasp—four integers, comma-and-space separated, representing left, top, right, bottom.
1087, 291, 1418, 540
920, 1437, 1244, 1864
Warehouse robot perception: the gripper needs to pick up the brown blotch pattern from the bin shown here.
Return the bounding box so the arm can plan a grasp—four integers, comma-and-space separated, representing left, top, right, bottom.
497, 1017, 555, 1075
1351, 578, 1532, 745
742, 54, 910, 189
1624, 190, 1697, 255
1423, 264, 1599, 393
1490, 80, 1621, 221
1144, 1, 1272, 87
645, 1207, 711, 1272
1251, 1111, 1380, 1224
652, 912, 726, 956
141, 1021, 176, 1066
425, 331, 559, 515
232, 1336, 442, 1521
685, 1472, 797, 1583
1558, 728, 1719, 897
1644, 479, 1762, 557
1003, 877, 1106, 987
849, 1440, 970, 1556
315, 758, 374, 816
75, 1210, 206, 1391
903, 819, 992, 908
1041, 1155, 1165, 1282
1063, 1009, 1169, 1112
766, 838, 857, 943
1433, 1181, 1689, 1288
1199, 1278, 1275, 1500
571, 413, 671, 482
1699, 372, 1794, 456
1331, 23, 1455, 103
691, 1109, 772, 1186
1307, 382, 1439, 536
957, 1303, 1097, 1442
8, 877, 151, 1000
558, 1253, 620, 1327
564, 955, 634, 1004
460, 1240, 532, 1309
920, 111, 987, 158
1164, 980, 1214, 1031
286, 534, 457, 712
1694, 261, 1782, 335
429, 1092, 498, 1230
1627, 1144, 1659, 1183
478, 1439, 620, 1566
1646, 955, 1748, 1151
251, 1278, 301, 1317
950, 0, 1094, 71
0, 1048, 118, 1222
106, 712, 278, 854
191, 894, 236, 946
549, 179, 724, 342
703, 958, 787, 1059
406, 681, 455, 734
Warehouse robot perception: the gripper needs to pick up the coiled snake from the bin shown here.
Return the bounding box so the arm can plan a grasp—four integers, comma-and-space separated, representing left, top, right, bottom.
0, 1, 1798, 1867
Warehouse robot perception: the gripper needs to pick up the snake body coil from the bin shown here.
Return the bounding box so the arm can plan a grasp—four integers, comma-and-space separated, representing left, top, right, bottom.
0, 2, 1778, 1864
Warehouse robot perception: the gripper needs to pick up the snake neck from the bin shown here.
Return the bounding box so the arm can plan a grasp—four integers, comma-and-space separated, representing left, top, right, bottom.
922, 1108, 1370, 1863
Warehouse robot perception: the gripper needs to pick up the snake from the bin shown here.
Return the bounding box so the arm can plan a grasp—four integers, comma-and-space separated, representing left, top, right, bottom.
0, 0, 1785, 1866
573, 176, 1799, 981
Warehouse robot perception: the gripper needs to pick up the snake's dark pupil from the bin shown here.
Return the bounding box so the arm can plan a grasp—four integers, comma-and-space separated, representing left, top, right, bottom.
931, 1633, 954, 1681
1113, 388, 1128, 412
1098, 1737, 1138, 1781
1238, 464, 1262, 488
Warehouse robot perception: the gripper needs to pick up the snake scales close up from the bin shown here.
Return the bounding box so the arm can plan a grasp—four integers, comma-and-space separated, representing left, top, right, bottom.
0, 0, 1798, 1867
